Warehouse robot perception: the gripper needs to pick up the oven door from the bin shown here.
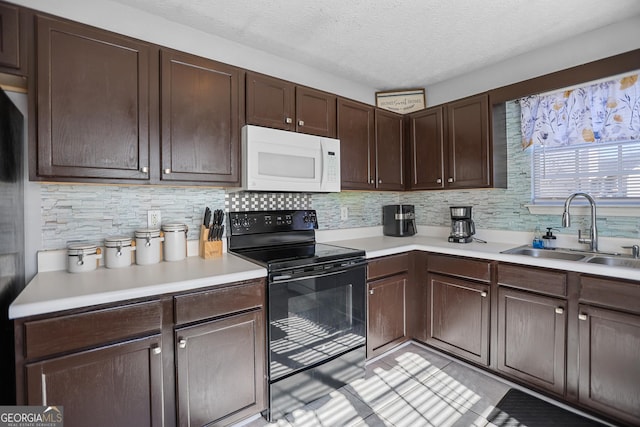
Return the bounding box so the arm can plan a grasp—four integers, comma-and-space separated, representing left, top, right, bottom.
268, 261, 366, 382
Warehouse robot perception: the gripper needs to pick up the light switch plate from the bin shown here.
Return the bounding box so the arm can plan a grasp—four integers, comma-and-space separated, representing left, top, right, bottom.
340, 207, 349, 220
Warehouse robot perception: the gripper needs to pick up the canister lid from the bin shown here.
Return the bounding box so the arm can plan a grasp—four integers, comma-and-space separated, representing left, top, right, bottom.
67, 243, 99, 256
135, 228, 161, 238
162, 223, 187, 232
104, 236, 133, 247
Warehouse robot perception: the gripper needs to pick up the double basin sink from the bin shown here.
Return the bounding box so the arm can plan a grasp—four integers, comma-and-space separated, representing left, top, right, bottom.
501, 246, 640, 269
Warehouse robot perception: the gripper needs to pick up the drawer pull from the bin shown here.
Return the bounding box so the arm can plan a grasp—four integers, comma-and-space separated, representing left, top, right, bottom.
140, 166, 149, 173
178, 339, 187, 349
164, 168, 171, 174
152, 345, 161, 355
578, 313, 588, 321
298, 120, 305, 126
480, 291, 488, 298
369, 289, 374, 295
555, 307, 564, 315
285, 117, 293, 124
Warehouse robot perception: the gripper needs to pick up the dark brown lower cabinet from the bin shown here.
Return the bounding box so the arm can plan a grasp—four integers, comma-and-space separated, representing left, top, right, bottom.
427, 273, 490, 365
26, 334, 164, 427
578, 304, 640, 425
175, 310, 265, 427
497, 287, 566, 396
367, 274, 407, 357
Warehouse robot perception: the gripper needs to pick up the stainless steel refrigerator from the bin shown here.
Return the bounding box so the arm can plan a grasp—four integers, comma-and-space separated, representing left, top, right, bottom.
0, 88, 25, 405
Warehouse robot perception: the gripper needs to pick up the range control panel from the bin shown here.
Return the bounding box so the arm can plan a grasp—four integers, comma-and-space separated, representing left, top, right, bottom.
228, 210, 318, 235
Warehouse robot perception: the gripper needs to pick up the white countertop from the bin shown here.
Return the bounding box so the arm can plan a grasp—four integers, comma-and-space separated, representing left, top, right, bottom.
10, 228, 639, 319
9, 254, 266, 319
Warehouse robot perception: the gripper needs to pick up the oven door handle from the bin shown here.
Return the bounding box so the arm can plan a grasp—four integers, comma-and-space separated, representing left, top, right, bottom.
271, 260, 367, 283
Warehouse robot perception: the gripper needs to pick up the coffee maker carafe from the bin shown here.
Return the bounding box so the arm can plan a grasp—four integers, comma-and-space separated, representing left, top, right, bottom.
448, 206, 475, 243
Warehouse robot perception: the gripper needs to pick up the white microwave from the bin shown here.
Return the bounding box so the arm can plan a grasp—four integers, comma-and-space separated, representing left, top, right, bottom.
242, 125, 341, 192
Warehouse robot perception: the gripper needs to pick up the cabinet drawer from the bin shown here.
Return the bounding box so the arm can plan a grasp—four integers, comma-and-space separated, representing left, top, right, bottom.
367, 253, 409, 280
580, 276, 640, 315
427, 254, 491, 283
498, 264, 567, 297
24, 300, 162, 360
174, 279, 265, 325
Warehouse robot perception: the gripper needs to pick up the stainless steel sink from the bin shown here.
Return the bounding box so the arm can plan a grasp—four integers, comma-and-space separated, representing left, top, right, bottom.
501, 245, 640, 269
501, 246, 587, 261
584, 256, 640, 269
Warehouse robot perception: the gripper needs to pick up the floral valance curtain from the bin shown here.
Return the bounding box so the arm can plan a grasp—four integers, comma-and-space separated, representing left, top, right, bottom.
520, 72, 640, 150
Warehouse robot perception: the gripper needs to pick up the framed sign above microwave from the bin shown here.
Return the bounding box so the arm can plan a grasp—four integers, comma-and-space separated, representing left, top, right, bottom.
376, 88, 426, 114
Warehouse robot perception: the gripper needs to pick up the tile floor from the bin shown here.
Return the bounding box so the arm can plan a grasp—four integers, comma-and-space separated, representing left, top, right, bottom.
238, 342, 611, 427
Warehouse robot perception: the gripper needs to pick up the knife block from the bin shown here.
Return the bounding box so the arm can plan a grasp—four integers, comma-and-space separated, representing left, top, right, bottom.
199, 225, 222, 259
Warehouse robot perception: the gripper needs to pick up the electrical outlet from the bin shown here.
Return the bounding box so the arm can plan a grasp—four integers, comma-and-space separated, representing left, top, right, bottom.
147, 210, 161, 228
340, 207, 349, 221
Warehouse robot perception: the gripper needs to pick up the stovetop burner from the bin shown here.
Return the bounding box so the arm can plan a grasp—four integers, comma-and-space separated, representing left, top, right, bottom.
227, 210, 364, 271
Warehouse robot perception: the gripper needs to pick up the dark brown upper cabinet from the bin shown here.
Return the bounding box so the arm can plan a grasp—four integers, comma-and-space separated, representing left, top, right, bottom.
408, 93, 502, 190
246, 71, 336, 138
160, 49, 242, 185
337, 98, 375, 190
33, 15, 155, 182
0, 2, 25, 74
408, 106, 445, 190
375, 108, 404, 190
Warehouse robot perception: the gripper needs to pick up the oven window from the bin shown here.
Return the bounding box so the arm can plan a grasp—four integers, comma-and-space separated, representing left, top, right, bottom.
268, 266, 366, 381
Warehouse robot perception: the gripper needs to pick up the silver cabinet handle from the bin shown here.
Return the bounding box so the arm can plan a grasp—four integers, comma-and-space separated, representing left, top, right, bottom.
436, 178, 442, 184
447, 177, 454, 183
298, 120, 305, 126
285, 117, 293, 124
578, 313, 588, 321
140, 166, 149, 173
480, 291, 488, 298
369, 289, 374, 295
378, 179, 382, 184
178, 339, 187, 349
164, 168, 171, 174
152, 345, 161, 355
369, 179, 375, 184
555, 307, 564, 314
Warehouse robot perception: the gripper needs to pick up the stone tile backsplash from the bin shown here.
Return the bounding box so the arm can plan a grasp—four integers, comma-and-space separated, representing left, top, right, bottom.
39, 101, 639, 250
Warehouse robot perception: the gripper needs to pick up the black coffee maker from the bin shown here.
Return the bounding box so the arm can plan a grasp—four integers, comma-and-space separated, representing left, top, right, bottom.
448, 206, 475, 243
383, 205, 416, 237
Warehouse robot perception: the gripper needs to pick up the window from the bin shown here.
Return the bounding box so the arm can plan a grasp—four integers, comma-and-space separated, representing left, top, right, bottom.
521, 71, 640, 204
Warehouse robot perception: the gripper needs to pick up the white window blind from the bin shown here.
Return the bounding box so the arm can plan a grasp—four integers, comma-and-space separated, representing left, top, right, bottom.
532, 140, 640, 203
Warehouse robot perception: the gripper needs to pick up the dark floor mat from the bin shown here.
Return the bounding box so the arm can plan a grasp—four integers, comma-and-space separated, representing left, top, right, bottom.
487, 388, 607, 427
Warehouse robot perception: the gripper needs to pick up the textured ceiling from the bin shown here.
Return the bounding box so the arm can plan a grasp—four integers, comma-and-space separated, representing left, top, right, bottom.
112, 0, 640, 90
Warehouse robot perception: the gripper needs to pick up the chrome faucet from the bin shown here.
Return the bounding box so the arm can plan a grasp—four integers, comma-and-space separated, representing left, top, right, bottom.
561, 192, 598, 252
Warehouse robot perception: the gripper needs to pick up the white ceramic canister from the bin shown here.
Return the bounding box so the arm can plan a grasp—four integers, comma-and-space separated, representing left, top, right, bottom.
67, 243, 102, 273
135, 229, 163, 265
104, 236, 136, 269
162, 223, 188, 261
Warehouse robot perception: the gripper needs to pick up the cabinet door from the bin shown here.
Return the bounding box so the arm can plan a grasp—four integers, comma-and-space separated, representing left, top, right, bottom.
427, 273, 490, 365
497, 287, 566, 395
375, 109, 404, 190
446, 94, 490, 188
337, 98, 375, 189
175, 310, 266, 427
26, 335, 163, 427
367, 274, 407, 357
160, 50, 241, 185
35, 16, 153, 181
578, 305, 640, 425
408, 106, 445, 190
246, 72, 295, 131
0, 2, 20, 71
295, 86, 336, 137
